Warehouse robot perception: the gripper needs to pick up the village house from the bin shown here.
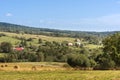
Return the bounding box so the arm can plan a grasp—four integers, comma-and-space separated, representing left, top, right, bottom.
13, 47, 24, 51
68, 42, 73, 46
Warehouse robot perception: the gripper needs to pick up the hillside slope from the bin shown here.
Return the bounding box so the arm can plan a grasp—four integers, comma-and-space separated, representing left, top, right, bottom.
0, 22, 117, 38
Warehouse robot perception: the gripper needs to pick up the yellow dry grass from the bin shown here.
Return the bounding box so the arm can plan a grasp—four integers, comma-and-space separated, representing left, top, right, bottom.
0, 62, 69, 71
0, 62, 120, 80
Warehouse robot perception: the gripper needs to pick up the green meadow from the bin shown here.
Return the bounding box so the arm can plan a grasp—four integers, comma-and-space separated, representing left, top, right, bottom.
0, 70, 120, 80
0, 32, 101, 49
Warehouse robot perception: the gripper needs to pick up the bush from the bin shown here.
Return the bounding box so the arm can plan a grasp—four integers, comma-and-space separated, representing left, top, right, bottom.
67, 54, 92, 68
0, 33, 6, 37
0, 42, 12, 53
0, 57, 6, 62
95, 53, 115, 70
102, 33, 120, 67
26, 38, 33, 41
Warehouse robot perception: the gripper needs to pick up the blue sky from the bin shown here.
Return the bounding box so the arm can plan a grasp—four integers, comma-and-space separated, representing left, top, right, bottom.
0, 0, 120, 31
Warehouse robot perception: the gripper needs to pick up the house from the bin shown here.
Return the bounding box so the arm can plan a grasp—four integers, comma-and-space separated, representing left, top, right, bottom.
13, 47, 24, 51
75, 42, 81, 46
68, 43, 73, 46
76, 39, 80, 42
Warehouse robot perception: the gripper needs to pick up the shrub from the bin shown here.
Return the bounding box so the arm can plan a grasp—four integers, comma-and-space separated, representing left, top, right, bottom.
95, 53, 115, 70
26, 38, 33, 41
67, 54, 92, 68
0, 33, 6, 37
0, 42, 12, 53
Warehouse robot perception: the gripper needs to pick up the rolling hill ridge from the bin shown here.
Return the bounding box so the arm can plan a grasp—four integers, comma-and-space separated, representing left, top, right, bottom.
0, 22, 117, 38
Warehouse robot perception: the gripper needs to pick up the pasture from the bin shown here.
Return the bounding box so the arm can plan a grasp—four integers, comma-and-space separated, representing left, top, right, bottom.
0, 32, 75, 43
0, 32, 101, 49
0, 62, 119, 80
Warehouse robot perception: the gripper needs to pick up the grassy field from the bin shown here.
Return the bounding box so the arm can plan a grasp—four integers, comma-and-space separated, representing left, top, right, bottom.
85, 44, 102, 49
0, 70, 120, 80
0, 62, 67, 71
0, 31, 101, 49
0, 32, 75, 43
0, 62, 119, 80
0, 31, 76, 47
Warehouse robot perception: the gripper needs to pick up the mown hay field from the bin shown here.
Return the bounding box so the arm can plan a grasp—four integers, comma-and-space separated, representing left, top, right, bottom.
0, 62, 67, 71
0, 62, 120, 80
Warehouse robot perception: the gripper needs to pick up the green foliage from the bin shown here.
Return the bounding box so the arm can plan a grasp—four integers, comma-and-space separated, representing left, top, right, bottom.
93, 33, 120, 69
26, 38, 33, 41
0, 33, 6, 37
0, 40, 73, 62
20, 39, 27, 47
0, 42, 12, 53
37, 41, 72, 62
67, 54, 95, 68
102, 33, 120, 67
38, 38, 42, 44
95, 53, 115, 70
36, 52, 44, 62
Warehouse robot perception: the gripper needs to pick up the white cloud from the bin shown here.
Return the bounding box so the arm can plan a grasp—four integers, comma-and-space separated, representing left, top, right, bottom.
5, 13, 13, 17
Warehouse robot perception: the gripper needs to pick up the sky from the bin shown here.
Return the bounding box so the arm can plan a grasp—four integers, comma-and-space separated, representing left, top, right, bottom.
0, 0, 120, 32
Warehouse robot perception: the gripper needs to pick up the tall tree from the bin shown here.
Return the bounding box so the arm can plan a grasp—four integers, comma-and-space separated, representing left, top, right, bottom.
102, 33, 120, 66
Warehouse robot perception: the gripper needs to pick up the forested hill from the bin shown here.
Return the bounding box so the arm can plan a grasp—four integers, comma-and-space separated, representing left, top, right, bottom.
0, 22, 117, 38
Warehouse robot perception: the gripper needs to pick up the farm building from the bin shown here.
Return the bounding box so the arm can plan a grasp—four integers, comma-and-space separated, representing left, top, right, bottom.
68, 43, 73, 46
13, 47, 24, 51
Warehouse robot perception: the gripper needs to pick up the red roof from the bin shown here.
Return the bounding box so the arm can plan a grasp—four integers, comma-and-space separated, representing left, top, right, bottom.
13, 47, 24, 51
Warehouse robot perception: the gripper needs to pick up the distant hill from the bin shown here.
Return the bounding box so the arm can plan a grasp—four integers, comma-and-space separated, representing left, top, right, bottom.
0, 22, 118, 38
